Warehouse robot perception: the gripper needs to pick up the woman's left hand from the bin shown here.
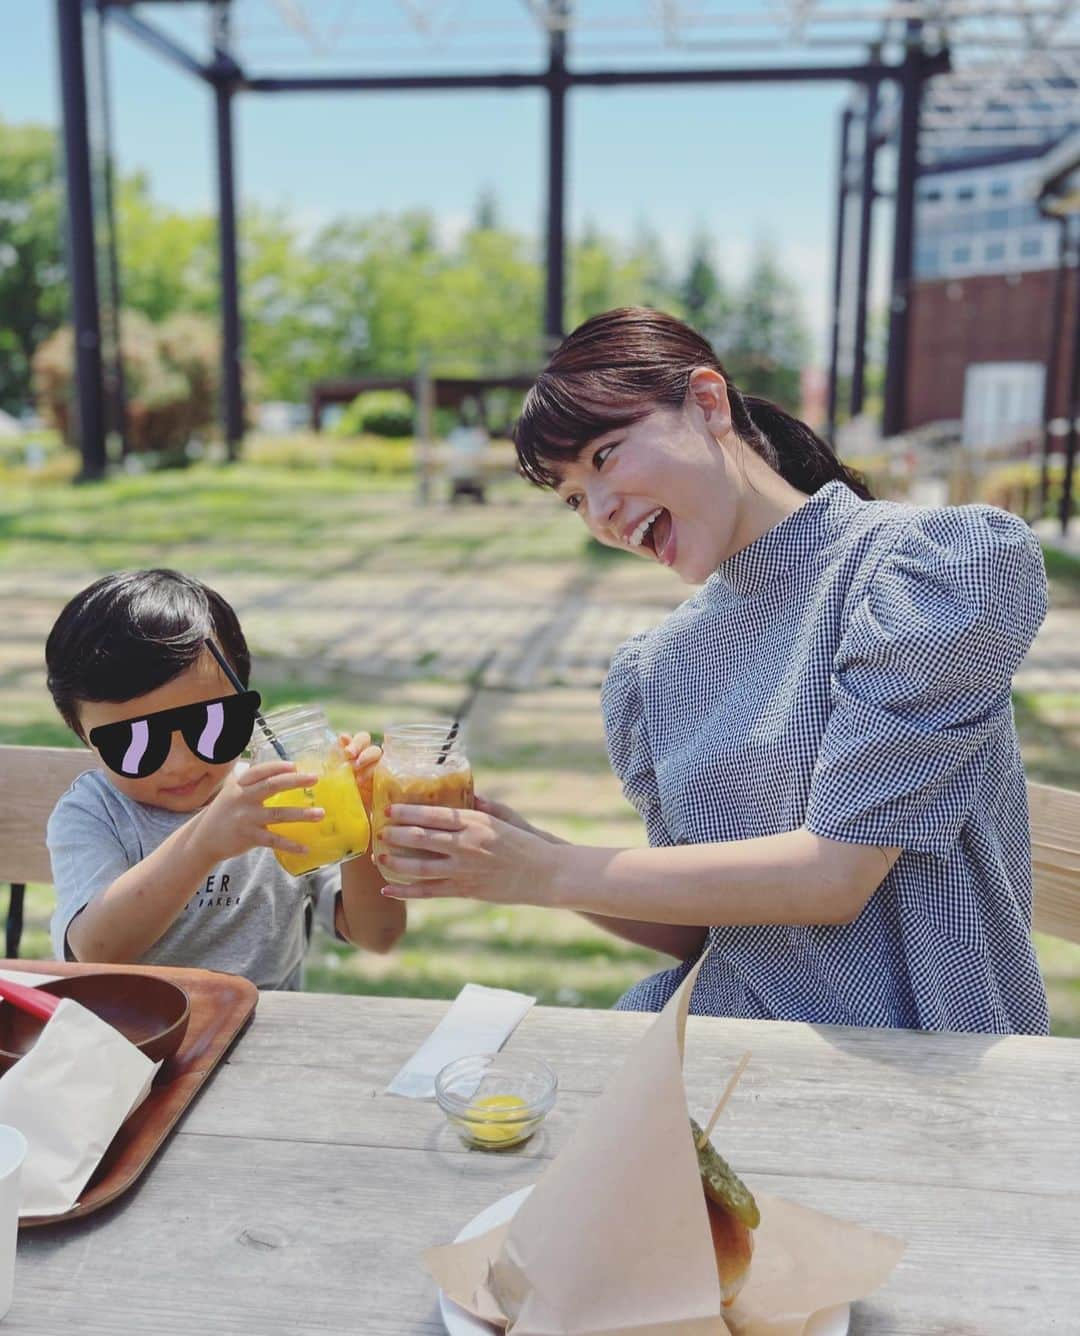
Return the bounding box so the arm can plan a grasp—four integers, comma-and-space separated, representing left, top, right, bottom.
376, 804, 563, 904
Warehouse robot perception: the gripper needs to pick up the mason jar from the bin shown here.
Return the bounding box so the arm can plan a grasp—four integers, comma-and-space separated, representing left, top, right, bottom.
252, 704, 371, 877
371, 722, 474, 885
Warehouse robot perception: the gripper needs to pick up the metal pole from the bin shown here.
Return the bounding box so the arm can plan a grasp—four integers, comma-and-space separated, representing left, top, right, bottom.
103, 6, 216, 82
211, 2, 244, 461
244, 58, 931, 95
214, 80, 244, 459
1060, 230, 1080, 536
882, 20, 925, 438
545, 1, 569, 348
851, 73, 880, 418
57, 0, 107, 481
826, 107, 853, 444
1039, 218, 1070, 517
94, 3, 130, 458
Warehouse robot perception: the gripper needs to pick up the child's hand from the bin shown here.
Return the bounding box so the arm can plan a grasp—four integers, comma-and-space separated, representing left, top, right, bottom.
340, 731, 381, 808
193, 760, 322, 864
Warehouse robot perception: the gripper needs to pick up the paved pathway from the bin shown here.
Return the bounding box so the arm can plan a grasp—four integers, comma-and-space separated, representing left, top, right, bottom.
1, 548, 1078, 715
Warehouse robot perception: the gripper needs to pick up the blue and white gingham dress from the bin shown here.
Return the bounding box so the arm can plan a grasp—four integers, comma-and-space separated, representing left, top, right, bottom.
603, 480, 1050, 1033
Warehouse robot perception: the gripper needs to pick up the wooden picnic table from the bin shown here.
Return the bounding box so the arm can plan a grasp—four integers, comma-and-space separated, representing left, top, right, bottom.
14, 991, 1080, 1334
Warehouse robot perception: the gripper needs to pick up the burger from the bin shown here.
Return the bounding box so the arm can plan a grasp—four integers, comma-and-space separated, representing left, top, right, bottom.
690, 1118, 760, 1306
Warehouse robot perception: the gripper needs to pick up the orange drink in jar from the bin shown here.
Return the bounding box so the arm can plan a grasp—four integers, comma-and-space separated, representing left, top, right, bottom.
253, 705, 370, 877
371, 723, 474, 884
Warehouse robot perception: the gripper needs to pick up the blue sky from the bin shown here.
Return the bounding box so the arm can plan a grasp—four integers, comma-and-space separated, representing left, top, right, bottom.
2, 3, 880, 357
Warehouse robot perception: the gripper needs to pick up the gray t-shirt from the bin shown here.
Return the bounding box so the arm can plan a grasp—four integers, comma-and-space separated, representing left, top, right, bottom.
47, 768, 341, 990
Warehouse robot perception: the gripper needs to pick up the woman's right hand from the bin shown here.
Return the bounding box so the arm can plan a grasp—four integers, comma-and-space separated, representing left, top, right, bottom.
474, 795, 566, 846
194, 760, 323, 863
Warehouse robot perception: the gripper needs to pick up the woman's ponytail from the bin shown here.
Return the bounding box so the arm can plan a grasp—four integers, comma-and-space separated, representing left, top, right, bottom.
733, 393, 873, 500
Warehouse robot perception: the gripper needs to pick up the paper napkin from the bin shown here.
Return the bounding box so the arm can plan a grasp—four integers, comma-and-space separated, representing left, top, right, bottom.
387, 983, 535, 1099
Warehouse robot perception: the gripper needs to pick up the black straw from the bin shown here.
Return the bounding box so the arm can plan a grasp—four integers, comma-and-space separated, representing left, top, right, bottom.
204, 638, 288, 761
437, 651, 496, 765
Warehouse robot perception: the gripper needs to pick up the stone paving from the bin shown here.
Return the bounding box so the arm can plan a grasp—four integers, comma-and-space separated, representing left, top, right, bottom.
1, 537, 1078, 727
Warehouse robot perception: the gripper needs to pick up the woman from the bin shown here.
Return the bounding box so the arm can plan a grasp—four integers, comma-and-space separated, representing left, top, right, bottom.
379, 308, 1049, 1033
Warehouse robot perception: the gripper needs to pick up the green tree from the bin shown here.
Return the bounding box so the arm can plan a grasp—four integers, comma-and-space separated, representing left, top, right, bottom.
0, 119, 67, 412
0, 124, 816, 423
570, 222, 686, 330
117, 172, 217, 322
624, 223, 677, 313
239, 206, 324, 401
420, 225, 542, 373
681, 231, 719, 326
237, 211, 415, 399
325, 211, 433, 374
472, 188, 499, 233
569, 223, 623, 326
678, 229, 735, 350
725, 242, 810, 409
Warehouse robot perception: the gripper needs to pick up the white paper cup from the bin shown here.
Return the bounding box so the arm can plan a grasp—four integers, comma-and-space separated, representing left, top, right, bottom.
0, 1126, 27, 1320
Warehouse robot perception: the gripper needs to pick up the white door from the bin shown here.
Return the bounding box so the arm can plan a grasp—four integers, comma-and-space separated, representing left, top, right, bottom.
962, 362, 1045, 450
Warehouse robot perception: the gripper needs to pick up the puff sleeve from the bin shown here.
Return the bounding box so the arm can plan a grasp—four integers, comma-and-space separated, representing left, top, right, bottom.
803, 505, 1046, 857
601, 633, 674, 847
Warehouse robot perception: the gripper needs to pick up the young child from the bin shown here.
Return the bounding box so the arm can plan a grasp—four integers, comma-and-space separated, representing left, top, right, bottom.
44, 568, 404, 989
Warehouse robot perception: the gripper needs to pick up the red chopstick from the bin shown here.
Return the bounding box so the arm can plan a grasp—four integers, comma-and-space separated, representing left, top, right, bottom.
0, 976, 61, 1022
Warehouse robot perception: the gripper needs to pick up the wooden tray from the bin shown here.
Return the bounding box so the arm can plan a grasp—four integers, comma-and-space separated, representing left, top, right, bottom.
0, 959, 257, 1228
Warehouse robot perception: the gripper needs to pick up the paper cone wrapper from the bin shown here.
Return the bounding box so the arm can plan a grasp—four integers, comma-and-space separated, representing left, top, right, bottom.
425, 952, 904, 1335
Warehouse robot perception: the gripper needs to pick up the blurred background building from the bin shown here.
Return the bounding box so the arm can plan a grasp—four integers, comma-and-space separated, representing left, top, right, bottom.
909, 136, 1078, 443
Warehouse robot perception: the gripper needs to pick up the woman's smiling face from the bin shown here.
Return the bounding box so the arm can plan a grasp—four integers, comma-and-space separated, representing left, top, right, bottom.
552, 376, 742, 585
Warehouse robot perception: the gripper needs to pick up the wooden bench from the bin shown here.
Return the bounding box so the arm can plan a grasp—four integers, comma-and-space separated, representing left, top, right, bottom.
1, 744, 1078, 953
0, 745, 95, 955
1028, 780, 1080, 944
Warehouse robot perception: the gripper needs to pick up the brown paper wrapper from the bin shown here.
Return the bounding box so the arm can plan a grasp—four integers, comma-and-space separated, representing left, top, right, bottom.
425, 954, 903, 1335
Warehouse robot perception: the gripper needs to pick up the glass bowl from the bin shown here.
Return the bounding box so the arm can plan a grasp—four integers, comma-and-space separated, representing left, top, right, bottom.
435, 1053, 558, 1150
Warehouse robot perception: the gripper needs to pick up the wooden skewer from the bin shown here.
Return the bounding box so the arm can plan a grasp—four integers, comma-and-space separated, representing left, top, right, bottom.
696, 1050, 752, 1149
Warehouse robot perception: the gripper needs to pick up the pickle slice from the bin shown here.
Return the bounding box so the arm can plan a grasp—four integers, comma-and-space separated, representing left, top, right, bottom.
690, 1118, 760, 1230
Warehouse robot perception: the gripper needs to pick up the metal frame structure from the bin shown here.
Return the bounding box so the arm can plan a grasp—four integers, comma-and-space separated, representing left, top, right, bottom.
56, 1, 1080, 483
1036, 132, 1080, 531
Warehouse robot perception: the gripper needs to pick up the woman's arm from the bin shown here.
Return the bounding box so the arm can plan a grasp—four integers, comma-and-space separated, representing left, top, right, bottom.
578, 915, 708, 959
378, 806, 900, 927
545, 830, 899, 925
472, 797, 706, 958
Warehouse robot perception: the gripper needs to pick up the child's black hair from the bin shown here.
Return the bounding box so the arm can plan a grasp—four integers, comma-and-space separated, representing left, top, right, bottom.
45, 569, 251, 738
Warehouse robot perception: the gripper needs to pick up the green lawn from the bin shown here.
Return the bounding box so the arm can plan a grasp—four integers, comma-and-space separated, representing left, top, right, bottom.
1043, 544, 1080, 608
3, 441, 1079, 1031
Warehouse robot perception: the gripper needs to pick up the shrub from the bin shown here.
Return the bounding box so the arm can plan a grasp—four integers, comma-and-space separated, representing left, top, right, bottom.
333, 389, 414, 439
32, 310, 220, 458
980, 459, 1080, 520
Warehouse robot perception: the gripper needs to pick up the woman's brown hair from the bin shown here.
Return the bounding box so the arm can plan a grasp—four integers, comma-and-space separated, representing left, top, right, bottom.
513, 307, 871, 500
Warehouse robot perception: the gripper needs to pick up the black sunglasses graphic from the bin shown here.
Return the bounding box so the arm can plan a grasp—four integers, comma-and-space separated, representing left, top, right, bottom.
88, 691, 262, 779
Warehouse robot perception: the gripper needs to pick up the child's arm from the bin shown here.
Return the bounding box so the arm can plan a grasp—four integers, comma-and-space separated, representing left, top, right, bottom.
337, 854, 405, 953
333, 732, 406, 954
67, 762, 322, 964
